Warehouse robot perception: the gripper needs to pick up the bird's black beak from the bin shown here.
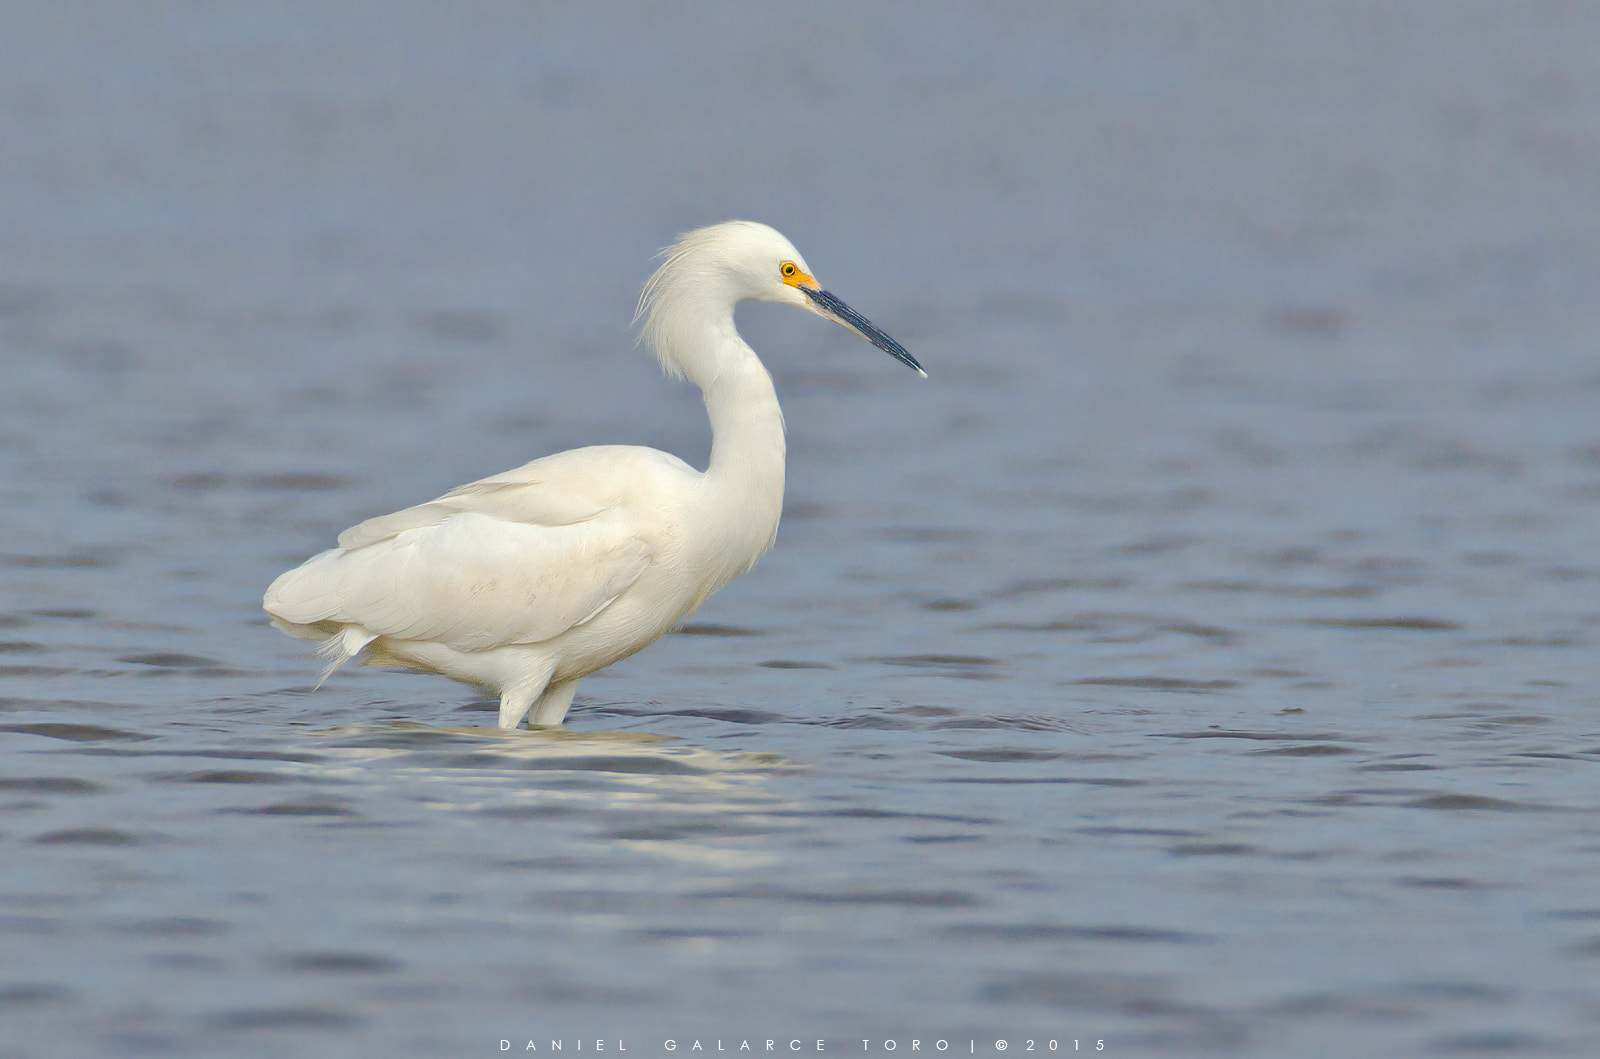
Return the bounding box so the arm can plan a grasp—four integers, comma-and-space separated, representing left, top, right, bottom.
801, 287, 926, 377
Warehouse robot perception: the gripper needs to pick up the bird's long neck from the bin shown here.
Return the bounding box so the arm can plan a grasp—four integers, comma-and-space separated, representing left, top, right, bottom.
647, 285, 786, 574
697, 329, 787, 568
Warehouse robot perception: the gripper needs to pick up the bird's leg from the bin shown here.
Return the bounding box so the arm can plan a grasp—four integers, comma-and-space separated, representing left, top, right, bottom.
497, 684, 541, 730
527, 678, 579, 727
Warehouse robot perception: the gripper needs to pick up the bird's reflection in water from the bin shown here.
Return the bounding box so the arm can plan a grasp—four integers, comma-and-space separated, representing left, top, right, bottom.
300, 721, 801, 869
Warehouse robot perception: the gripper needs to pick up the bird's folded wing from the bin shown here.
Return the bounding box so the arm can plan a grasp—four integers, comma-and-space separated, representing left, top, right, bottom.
338, 481, 604, 550
336, 447, 694, 551
270, 511, 651, 650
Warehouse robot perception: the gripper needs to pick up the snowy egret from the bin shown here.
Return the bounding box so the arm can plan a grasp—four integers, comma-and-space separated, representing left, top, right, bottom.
264, 221, 924, 728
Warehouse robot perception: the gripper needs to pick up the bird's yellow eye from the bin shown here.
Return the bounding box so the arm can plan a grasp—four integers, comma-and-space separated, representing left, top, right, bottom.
779, 260, 814, 288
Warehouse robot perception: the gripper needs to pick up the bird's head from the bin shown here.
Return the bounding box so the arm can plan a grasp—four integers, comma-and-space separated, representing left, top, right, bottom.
638, 221, 925, 379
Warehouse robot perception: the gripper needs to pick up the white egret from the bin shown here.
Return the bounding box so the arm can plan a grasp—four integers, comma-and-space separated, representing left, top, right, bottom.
264, 221, 924, 729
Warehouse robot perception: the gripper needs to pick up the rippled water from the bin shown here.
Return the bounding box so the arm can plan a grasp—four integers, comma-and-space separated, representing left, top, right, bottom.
5, 3, 1600, 1056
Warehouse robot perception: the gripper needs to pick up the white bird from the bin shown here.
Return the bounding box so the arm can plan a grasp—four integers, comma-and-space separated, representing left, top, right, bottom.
264, 221, 924, 729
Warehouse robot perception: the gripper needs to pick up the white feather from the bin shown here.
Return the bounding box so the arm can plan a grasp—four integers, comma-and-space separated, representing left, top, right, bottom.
265, 221, 918, 728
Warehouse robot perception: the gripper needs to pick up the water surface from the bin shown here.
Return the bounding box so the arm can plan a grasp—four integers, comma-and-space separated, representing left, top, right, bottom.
3, 3, 1600, 1056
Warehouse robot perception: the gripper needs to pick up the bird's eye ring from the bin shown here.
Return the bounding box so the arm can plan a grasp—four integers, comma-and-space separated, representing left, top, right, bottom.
780, 262, 798, 278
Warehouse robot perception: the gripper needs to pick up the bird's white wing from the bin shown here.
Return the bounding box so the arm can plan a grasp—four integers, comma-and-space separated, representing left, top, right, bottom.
268, 510, 651, 651
335, 446, 691, 551
338, 475, 602, 550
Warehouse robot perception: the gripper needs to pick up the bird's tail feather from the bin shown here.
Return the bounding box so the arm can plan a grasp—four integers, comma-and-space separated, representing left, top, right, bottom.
315, 626, 377, 689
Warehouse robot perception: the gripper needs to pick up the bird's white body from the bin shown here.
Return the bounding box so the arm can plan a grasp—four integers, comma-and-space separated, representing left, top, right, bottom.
265, 221, 920, 728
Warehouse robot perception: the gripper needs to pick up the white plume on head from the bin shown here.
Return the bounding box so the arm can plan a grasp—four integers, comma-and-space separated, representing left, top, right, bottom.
634, 221, 810, 382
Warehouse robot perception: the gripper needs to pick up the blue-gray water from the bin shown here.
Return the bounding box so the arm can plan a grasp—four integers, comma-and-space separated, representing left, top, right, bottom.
4, 3, 1600, 1056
